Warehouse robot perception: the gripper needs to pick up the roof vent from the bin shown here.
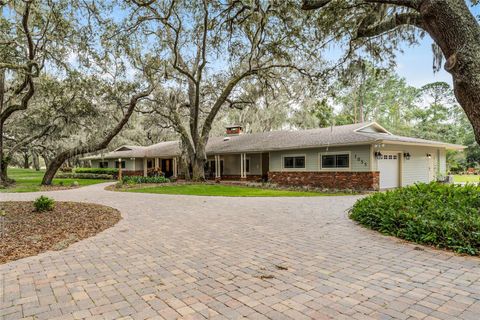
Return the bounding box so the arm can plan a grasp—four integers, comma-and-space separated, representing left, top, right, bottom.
223, 137, 231, 141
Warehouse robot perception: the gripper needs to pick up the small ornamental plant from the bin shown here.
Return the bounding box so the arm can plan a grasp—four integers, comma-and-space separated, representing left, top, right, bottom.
34, 196, 55, 212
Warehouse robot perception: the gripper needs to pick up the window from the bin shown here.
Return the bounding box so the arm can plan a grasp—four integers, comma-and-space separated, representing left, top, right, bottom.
283, 156, 305, 169
115, 160, 126, 169
245, 158, 250, 172
99, 161, 108, 168
321, 154, 350, 169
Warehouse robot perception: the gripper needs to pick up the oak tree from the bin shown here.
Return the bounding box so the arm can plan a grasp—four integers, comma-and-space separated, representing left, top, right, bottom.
302, 0, 480, 144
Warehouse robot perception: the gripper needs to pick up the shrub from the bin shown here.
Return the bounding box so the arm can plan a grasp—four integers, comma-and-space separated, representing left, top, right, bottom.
55, 173, 113, 180
74, 168, 118, 175
34, 196, 55, 212
350, 182, 480, 255
122, 175, 170, 184
59, 166, 73, 172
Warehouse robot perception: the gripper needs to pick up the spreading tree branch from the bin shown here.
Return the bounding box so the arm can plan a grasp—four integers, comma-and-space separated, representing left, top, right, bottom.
302, 0, 419, 10
6, 124, 55, 159
356, 12, 424, 37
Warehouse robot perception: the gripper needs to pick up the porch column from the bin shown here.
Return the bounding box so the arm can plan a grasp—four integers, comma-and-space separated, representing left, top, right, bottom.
173, 157, 178, 178
215, 155, 221, 179
240, 153, 243, 178
143, 158, 147, 177
155, 157, 159, 170
240, 153, 247, 179
118, 158, 122, 181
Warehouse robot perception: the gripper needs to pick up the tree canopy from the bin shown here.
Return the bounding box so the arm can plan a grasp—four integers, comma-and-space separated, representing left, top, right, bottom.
1, 0, 479, 183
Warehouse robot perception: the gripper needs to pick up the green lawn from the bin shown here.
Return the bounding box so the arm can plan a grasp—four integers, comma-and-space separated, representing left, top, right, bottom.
453, 175, 480, 183
0, 168, 109, 193
119, 183, 346, 197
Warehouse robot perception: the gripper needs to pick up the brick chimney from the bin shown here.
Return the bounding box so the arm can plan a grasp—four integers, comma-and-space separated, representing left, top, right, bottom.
225, 125, 243, 136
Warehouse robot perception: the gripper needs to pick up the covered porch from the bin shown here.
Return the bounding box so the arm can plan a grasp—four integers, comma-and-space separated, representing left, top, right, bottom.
141, 157, 179, 178
98, 157, 180, 179
205, 152, 269, 181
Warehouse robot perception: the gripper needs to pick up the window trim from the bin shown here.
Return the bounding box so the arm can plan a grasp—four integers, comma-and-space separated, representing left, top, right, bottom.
319, 151, 351, 171
281, 154, 307, 171
115, 160, 126, 169
99, 161, 109, 168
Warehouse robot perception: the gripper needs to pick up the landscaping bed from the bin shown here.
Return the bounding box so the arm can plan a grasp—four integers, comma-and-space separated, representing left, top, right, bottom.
108, 181, 354, 197
0, 201, 121, 264
350, 182, 480, 255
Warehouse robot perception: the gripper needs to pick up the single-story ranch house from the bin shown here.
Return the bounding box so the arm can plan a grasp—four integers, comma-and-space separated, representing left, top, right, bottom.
84, 122, 464, 190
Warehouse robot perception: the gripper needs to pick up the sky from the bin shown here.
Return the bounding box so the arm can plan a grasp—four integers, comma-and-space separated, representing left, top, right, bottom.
104, 3, 478, 90
395, 38, 451, 88
395, 5, 479, 88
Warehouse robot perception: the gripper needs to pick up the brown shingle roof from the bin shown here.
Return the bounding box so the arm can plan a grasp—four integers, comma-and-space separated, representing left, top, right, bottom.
82, 122, 465, 160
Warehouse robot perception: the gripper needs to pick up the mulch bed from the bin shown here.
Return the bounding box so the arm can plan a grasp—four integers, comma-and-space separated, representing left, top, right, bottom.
0, 201, 121, 264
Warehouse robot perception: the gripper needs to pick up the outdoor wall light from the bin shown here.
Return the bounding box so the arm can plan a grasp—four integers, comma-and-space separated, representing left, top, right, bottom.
374, 151, 383, 159
426, 153, 432, 159
403, 152, 411, 160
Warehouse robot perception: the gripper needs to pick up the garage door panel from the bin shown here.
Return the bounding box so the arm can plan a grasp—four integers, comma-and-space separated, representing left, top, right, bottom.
378, 153, 399, 189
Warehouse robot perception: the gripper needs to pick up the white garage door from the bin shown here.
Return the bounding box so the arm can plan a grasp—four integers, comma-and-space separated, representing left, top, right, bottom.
378, 153, 400, 189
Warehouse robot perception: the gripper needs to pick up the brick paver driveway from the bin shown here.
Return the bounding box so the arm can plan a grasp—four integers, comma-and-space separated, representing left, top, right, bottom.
1, 183, 480, 320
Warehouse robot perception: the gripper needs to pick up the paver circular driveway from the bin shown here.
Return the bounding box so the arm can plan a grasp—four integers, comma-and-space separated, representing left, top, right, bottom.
1, 183, 480, 320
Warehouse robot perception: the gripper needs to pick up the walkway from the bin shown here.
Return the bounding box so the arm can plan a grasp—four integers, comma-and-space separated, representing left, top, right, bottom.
1, 183, 480, 319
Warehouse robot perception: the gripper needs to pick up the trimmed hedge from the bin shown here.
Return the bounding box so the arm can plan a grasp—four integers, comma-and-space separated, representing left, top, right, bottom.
74, 168, 118, 175
350, 182, 480, 255
56, 173, 113, 180
122, 176, 170, 184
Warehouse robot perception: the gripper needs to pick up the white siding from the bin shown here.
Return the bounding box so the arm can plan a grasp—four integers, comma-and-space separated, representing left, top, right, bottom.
379, 144, 447, 186
438, 148, 446, 177
208, 153, 262, 176
135, 158, 144, 170
269, 145, 372, 172
91, 159, 138, 170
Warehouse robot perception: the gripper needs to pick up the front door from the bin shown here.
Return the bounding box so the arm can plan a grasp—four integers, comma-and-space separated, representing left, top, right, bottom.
378, 153, 400, 189
161, 159, 173, 178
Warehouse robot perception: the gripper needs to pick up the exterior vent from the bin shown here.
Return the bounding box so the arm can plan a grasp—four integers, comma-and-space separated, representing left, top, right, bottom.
223, 137, 231, 141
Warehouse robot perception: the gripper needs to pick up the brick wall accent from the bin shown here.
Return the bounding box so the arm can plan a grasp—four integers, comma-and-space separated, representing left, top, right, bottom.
268, 171, 379, 190
113, 170, 144, 179
116, 169, 172, 178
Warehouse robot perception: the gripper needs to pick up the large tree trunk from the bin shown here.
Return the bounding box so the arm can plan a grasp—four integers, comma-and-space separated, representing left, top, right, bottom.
0, 123, 12, 186
32, 151, 40, 171
41, 88, 152, 185
0, 70, 9, 186
42, 152, 68, 185
23, 152, 29, 169
191, 156, 206, 181
41, 154, 50, 168
0, 123, 7, 186
303, 0, 480, 145
416, 0, 480, 145
185, 138, 207, 181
